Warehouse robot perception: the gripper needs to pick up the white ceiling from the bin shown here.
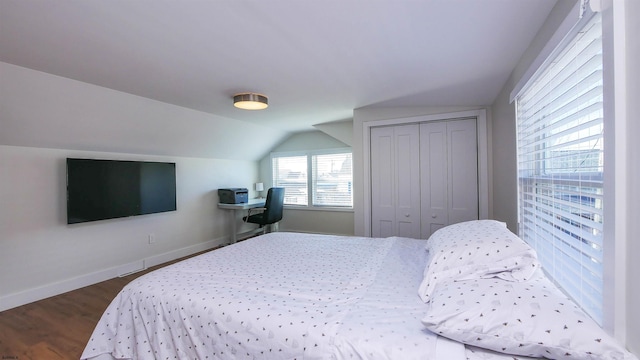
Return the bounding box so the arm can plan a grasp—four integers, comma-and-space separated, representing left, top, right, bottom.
0, 0, 556, 133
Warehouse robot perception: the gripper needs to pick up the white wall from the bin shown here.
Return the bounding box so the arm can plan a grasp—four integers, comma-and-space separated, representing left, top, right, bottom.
258, 131, 354, 235
489, 85, 518, 230
625, 0, 640, 353
0, 62, 273, 311
0, 145, 257, 311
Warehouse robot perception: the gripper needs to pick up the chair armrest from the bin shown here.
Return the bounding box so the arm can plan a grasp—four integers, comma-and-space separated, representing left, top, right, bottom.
245, 207, 267, 221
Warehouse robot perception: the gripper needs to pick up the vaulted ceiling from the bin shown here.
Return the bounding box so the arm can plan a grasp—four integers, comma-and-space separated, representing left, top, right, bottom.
0, 0, 557, 134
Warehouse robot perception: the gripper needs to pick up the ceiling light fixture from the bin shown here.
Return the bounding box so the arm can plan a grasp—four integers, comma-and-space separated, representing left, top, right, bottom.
233, 93, 268, 110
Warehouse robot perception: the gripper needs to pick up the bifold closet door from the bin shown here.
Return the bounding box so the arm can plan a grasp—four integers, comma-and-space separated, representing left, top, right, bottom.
420, 119, 478, 239
370, 125, 421, 238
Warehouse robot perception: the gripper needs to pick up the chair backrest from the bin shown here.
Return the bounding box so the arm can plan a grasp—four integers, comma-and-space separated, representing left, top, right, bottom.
263, 187, 285, 224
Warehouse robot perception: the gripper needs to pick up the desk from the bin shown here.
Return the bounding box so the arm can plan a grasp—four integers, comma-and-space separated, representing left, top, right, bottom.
218, 199, 265, 243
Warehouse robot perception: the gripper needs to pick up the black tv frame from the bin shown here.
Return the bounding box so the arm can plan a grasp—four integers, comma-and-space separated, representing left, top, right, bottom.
66, 158, 177, 224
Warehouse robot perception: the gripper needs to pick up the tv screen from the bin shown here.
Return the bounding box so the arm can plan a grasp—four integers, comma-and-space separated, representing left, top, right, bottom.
66, 158, 177, 224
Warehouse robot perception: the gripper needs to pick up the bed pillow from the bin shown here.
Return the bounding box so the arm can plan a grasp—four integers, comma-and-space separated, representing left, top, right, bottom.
418, 220, 540, 303
422, 276, 638, 360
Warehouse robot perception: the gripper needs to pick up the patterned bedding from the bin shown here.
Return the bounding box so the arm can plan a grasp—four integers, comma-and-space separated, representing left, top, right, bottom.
81, 232, 466, 360
82, 223, 637, 360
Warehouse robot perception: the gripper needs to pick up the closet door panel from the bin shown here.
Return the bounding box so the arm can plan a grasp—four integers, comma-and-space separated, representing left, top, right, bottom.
370, 125, 420, 238
420, 122, 448, 239
370, 127, 396, 237
447, 119, 479, 224
395, 125, 421, 239
377, 220, 394, 238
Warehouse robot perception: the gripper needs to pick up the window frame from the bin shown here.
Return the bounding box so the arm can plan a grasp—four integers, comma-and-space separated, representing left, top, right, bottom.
270, 148, 353, 211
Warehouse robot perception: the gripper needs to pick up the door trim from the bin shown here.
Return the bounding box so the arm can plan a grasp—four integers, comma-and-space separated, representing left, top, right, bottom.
361, 109, 489, 237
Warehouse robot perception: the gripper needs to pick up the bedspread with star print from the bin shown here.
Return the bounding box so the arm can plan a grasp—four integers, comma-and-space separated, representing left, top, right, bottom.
81, 232, 463, 360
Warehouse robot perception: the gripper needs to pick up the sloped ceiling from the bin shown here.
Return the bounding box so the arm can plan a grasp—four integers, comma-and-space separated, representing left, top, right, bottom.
314, 121, 354, 146
0, 0, 557, 159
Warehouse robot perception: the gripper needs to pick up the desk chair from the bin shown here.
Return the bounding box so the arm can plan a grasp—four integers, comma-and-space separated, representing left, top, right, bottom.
243, 187, 285, 234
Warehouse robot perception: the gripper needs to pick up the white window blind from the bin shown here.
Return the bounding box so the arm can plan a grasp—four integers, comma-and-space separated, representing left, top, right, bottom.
312, 152, 353, 207
272, 150, 353, 208
272, 155, 308, 206
515, 13, 603, 324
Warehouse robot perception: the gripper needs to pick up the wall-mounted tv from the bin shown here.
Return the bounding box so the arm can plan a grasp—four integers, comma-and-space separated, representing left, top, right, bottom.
66, 158, 177, 224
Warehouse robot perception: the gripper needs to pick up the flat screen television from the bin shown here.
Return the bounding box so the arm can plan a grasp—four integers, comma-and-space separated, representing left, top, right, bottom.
66, 158, 177, 224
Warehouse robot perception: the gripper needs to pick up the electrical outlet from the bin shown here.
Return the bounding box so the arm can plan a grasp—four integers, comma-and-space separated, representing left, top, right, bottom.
148, 234, 156, 244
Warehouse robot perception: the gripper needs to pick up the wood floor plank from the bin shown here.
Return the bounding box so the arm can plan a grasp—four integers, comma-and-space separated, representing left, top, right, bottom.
0, 247, 218, 360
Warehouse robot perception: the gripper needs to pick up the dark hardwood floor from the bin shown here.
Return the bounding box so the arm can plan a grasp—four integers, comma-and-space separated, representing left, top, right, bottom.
0, 248, 217, 360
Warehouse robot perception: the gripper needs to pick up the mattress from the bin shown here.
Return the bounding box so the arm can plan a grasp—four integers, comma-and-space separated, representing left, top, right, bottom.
81, 232, 467, 360
82, 224, 636, 360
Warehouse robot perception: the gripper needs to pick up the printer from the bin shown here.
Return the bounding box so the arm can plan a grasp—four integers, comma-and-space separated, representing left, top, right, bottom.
218, 188, 249, 204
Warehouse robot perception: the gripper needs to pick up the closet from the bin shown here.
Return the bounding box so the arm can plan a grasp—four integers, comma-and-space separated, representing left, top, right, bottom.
370, 118, 479, 239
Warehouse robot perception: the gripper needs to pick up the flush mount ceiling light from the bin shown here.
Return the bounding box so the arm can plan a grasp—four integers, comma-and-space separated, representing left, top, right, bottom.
233, 93, 268, 110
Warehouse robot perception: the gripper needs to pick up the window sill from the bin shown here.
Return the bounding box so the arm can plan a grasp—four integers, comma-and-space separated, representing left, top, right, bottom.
284, 205, 354, 213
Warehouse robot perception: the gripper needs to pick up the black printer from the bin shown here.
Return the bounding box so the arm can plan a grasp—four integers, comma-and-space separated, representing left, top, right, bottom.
218, 188, 248, 204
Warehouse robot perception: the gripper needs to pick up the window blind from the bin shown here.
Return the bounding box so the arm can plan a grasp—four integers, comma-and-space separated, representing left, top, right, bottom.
272, 150, 354, 208
515, 13, 603, 324
272, 155, 308, 206
311, 152, 353, 207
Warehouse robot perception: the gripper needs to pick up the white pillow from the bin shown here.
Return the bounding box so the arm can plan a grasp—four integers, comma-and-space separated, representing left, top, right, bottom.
422, 276, 637, 360
418, 220, 539, 303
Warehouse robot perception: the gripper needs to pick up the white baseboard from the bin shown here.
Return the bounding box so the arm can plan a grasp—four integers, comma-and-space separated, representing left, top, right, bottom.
117, 260, 146, 277
0, 237, 225, 312
278, 228, 355, 237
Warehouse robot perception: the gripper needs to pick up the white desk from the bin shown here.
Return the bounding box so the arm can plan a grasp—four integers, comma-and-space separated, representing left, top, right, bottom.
218, 199, 265, 243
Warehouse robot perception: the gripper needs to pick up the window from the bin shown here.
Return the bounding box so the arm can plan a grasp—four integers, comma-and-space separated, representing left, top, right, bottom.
312, 152, 353, 207
515, 13, 603, 323
272, 150, 353, 208
272, 155, 308, 206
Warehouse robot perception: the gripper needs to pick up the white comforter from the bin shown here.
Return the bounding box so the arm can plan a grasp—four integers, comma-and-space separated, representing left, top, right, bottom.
81, 232, 466, 360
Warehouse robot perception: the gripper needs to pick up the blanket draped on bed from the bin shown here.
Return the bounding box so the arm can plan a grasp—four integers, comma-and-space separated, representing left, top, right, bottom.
81, 233, 453, 360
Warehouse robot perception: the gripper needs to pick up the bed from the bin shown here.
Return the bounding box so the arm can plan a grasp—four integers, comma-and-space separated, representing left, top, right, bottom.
81, 221, 636, 360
